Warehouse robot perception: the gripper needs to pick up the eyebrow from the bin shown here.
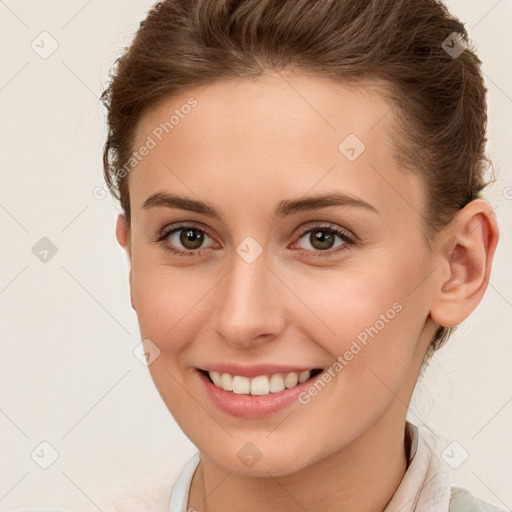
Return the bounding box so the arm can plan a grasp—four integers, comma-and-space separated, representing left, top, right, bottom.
142, 191, 379, 219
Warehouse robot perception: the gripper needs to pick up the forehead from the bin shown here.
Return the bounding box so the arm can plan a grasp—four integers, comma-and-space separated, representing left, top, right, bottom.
129, 71, 423, 222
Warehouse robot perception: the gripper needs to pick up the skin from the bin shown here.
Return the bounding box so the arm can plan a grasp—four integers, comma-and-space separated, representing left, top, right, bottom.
115, 70, 499, 512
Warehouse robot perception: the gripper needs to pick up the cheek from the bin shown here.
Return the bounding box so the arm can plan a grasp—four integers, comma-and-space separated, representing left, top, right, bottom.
301, 283, 412, 389
130, 263, 213, 419
287, 274, 425, 451
295, 249, 431, 385
131, 265, 210, 346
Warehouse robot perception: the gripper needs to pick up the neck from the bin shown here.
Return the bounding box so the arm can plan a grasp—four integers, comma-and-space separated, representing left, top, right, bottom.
188, 402, 410, 512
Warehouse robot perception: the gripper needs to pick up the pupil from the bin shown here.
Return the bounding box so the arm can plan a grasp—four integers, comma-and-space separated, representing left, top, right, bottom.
181, 229, 203, 249
312, 230, 334, 250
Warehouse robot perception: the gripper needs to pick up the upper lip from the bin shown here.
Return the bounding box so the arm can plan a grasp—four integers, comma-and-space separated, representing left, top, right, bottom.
198, 364, 322, 379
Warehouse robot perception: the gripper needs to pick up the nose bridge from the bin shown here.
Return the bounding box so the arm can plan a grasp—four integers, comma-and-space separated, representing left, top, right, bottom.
211, 244, 286, 347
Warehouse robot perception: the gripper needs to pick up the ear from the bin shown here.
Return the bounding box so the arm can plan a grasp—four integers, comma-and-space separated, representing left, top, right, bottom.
430, 199, 499, 328
116, 213, 130, 252
115, 214, 136, 310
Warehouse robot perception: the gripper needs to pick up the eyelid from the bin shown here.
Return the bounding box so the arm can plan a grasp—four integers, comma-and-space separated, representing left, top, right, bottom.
293, 221, 358, 244
155, 221, 357, 257
156, 220, 215, 241
288, 223, 357, 258
154, 221, 219, 257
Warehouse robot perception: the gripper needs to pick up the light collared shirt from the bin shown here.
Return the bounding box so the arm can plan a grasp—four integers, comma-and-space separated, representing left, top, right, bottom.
168, 421, 507, 512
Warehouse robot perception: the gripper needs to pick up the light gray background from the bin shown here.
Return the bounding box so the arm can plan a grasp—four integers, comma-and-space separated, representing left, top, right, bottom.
0, 0, 511, 510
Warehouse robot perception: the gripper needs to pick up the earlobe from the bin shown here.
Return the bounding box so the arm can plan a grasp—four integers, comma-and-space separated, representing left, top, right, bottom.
430, 200, 499, 328
115, 213, 131, 253
115, 214, 136, 310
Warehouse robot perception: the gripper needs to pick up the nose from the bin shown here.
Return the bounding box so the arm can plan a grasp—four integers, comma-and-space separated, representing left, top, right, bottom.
210, 247, 287, 350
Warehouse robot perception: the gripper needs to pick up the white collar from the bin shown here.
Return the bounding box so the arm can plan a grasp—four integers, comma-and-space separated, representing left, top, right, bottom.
383, 421, 452, 511
169, 421, 452, 512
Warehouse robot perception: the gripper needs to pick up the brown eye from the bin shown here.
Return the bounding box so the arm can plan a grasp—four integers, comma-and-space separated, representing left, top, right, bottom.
309, 230, 336, 250
157, 224, 216, 256
292, 224, 356, 258
179, 228, 204, 250
297, 227, 348, 252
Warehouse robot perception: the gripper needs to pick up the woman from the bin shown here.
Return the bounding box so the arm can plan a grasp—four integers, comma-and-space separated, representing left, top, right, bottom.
101, 0, 504, 510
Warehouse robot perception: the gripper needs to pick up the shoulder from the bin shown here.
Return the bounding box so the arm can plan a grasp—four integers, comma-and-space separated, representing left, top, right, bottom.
450, 486, 509, 512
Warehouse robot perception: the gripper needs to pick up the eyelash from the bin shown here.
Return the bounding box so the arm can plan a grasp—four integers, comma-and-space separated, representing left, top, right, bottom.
154, 222, 357, 259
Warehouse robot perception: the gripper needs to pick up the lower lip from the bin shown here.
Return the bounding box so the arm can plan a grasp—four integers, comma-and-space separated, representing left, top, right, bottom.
197, 369, 322, 418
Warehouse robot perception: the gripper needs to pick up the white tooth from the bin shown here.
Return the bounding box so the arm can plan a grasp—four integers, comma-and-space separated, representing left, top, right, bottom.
284, 372, 299, 389
209, 371, 222, 386
250, 375, 270, 395
211, 371, 310, 394
232, 376, 250, 394
298, 370, 310, 383
220, 373, 233, 391
269, 373, 285, 393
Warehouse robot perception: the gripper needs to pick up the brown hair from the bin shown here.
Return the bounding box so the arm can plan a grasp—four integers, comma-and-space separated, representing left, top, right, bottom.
101, 0, 493, 354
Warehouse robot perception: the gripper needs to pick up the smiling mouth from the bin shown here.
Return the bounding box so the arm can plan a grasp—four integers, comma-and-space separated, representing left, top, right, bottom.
199, 368, 323, 396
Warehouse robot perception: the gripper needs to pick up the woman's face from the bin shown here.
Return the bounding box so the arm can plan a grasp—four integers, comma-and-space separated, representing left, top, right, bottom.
120, 71, 440, 476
